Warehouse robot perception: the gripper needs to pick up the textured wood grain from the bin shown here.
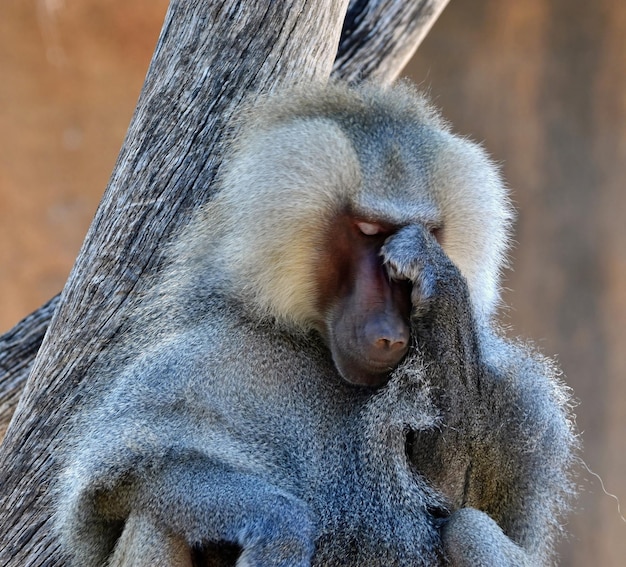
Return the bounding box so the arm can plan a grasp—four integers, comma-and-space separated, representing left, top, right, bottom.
0, 0, 449, 564
0, 297, 58, 440
334, 0, 449, 84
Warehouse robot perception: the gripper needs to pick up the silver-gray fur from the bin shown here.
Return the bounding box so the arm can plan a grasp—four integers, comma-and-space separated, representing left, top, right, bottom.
54, 82, 577, 566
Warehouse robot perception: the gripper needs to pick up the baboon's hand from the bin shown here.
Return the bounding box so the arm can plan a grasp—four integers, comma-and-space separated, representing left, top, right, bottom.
380, 224, 471, 318
381, 223, 480, 387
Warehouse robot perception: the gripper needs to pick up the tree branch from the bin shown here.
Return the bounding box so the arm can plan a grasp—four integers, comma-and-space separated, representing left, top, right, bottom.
335, 0, 449, 83
0, 297, 58, 440
0, 0, 449, 445
0, 0, 449, 563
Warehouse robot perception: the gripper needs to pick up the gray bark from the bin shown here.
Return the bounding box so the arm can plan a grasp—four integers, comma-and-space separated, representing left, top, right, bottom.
0, 0, 449, 564
0, 297, 57, 440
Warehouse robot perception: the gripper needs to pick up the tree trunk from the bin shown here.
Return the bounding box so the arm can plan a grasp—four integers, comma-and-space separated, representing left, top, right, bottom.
0, 0, 449, 564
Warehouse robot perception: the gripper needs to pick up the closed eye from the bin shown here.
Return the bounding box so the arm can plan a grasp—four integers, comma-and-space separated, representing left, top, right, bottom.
356, 221, 384, 236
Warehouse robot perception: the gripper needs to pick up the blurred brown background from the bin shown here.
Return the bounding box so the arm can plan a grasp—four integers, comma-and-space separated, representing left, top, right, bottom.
0, 0, 624, 564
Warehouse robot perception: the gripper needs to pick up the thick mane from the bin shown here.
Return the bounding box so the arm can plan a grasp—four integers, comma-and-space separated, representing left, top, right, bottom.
165, 82, 512, 327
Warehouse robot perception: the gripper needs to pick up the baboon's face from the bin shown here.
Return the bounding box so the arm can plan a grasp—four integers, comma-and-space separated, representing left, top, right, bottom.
314, 212, 419, 388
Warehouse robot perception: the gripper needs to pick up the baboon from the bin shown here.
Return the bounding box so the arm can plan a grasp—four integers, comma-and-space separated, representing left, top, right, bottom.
55, 82, 577, 566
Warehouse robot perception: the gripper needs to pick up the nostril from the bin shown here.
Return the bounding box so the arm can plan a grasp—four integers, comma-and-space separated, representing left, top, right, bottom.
375, 336, 407, 352
365, 317, 410, 362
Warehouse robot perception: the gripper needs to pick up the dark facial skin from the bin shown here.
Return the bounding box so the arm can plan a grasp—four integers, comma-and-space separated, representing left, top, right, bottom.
316, 214, 413, 387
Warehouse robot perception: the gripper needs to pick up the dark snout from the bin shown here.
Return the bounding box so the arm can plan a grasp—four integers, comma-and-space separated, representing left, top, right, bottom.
330, 270, 413, 388
363, 312, 410, 367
